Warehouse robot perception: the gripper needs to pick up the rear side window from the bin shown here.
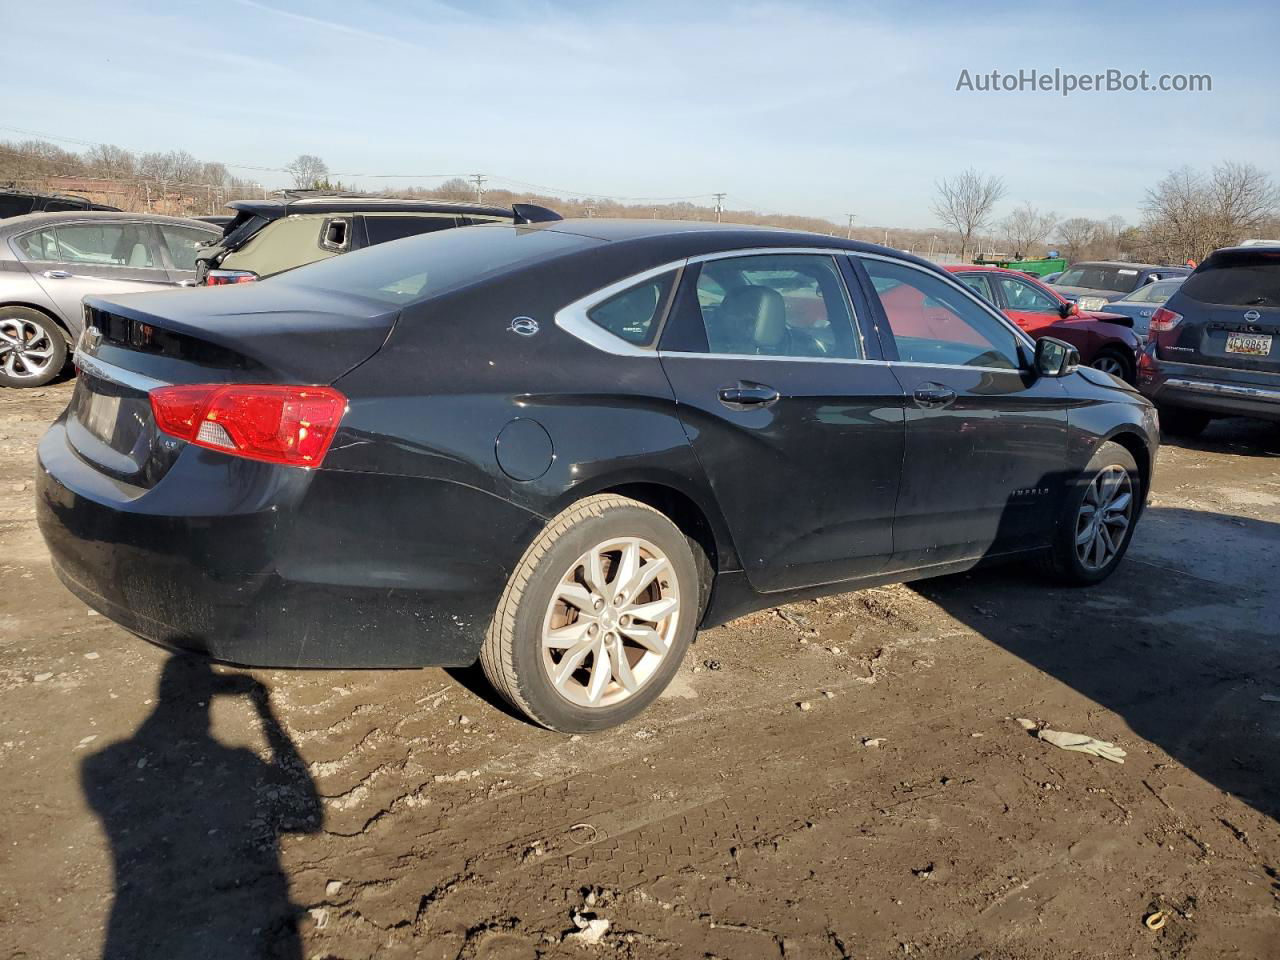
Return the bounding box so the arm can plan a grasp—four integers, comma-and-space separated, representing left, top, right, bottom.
14, 228, 59, 261
362, 215, 457, 246
159, 224, 219, 271
954, 272, 994, 302
1180, 252, 1280, 308
862, 258, 1023, 370
0, 195, 36, 218
49, 223, 160, 267
587, 272, 676, 345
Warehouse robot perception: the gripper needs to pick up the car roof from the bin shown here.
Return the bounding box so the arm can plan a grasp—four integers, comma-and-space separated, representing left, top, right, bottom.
229, 196, 519, 219
0, 210, 223, 236
943, 264, 1041, 277
1065, 260, 1187, 271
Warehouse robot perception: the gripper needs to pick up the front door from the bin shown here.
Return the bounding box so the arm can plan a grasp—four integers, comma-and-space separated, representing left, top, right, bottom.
853, 256, 1070, 567
15, 221, 173, 337
658, 251, 905, 592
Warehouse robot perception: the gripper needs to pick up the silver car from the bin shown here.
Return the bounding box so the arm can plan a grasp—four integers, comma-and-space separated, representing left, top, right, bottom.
0, 211, 221, 387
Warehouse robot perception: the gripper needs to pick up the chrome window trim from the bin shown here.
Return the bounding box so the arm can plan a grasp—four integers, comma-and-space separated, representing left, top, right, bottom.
850, 250, 1038, 354
556, 246, 872, 360
887, 360, 1025, 374
555, 261, 684, 358
72, 352, 170, 392
658, 350, 884, 366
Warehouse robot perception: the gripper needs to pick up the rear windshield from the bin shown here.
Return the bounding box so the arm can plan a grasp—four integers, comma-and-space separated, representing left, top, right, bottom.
0, 195, 36, 218
1180, 251, 1280, 308
1125, 279, 1182, 303
1057, 264, 1141, 293
271, 224, 600, 305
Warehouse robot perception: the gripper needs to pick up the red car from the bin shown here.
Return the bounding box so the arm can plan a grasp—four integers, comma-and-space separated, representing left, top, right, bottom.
944, 266, 1141, 383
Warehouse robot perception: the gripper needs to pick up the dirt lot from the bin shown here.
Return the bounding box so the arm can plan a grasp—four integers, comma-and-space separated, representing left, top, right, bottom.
1, 380, 1278, 960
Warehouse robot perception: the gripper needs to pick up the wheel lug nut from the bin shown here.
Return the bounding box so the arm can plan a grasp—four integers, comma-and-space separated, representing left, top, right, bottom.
593, 598, 604, 610
620, 615, 632, 627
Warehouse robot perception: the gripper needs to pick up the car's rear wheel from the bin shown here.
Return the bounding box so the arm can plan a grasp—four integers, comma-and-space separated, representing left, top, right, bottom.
1039, 441, 1140, 585
480, 494, 699, 732
1158, 405, 1211, 437
1090, 347, 1134, 384
0, 307, 68, 388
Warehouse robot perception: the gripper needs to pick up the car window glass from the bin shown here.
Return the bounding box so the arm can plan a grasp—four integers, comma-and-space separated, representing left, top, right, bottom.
363, 215, 457, 246
995, 275, 1058, 312
14, 228, 60, 261
1127, 280, 1179, 303
862, 259, 1022, 369
1180, 253, 1280, 307
160, 224, 218, 271
43, 200, 86, 212
53, 224, 159, 267
587, 272, 675, 345
687, 254, 861, 359
955, 273, 993, 302
1056, 264, 1140, 293
0, 196, 36, 218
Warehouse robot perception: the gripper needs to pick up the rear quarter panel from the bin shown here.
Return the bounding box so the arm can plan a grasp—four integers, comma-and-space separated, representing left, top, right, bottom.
0, 258, 70, 334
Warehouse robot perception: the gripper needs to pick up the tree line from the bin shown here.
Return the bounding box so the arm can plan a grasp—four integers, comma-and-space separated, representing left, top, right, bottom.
3, 138, 1276, 265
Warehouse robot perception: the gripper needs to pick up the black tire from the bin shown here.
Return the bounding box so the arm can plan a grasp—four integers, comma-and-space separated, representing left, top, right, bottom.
1038, 441, 1141, 586
0, 306, 68, 388
480, 494, 700, 733
1158, 405, 1210, 438
1090, 346, 1135, 384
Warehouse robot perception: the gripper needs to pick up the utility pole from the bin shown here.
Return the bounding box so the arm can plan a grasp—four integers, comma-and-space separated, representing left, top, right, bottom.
585, 199, 597, 218
883, 228, 890, 247
470, 174, 487, 204
846, 213, 856, 239
713, 192, 726, 223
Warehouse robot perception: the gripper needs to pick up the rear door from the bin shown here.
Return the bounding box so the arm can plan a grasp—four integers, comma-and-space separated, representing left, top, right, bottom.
657, 250, 905, 592
852, 255, 1070, 566
14, 220, 173, 334
1164, 249, 1280, 371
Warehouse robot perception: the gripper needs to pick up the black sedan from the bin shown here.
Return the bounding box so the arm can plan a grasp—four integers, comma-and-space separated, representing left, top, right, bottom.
36, 220, 1158, 732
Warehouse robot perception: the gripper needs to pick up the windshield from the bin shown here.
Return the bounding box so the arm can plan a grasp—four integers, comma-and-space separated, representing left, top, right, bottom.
270, 224, 601, 305
1180, 251, 1280, 308
1056, 264, 1141, 293
1126, 279, 1182, 303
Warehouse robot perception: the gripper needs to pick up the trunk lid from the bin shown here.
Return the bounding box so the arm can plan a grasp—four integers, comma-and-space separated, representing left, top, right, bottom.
68, 283, 397, 487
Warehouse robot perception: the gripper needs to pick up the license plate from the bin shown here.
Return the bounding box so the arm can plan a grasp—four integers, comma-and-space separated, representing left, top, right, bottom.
1225, 332, 1272, 356
80, 391, 122, 442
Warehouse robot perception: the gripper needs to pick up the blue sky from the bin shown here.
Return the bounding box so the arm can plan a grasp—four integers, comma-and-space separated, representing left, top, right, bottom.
4, 0, 1278, 228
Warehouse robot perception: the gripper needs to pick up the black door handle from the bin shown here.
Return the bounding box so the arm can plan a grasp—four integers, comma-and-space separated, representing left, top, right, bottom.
718, 381, 780, 408
912, 383, 957, 408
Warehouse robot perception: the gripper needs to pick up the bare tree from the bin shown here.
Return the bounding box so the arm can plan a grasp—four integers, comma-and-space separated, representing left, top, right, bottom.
1142, 163, 1280, 262
1057, 217, 1101, 261
999, 202, 1057, 256
931, 169, 1007, 260
285, 154, 329, 190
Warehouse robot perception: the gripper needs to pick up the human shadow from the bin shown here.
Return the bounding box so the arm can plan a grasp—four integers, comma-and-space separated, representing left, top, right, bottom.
912, 502, 1280, 824
82, 656, 321, 959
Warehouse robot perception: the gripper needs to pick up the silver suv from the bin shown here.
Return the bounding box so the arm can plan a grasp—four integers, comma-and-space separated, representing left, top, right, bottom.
0, 211, 221, 387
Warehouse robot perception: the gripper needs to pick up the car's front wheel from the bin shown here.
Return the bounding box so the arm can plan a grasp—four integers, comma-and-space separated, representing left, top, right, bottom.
1090, 347, 1134, 384
1039, 441, 1140, 585
0, 307, 68, 388
480, 494, 699, 732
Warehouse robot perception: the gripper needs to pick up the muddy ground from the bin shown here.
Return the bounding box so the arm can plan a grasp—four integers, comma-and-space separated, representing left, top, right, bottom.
1, 380, 1278, 960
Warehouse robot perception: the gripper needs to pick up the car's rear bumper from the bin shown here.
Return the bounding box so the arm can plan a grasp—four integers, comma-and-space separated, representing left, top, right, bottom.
1138, 354, 1280, 422
37, 420, 544, 667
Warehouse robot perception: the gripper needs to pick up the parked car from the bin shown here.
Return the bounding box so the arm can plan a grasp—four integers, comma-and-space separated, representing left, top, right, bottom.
1100, 277, 1186, 342
0, 211, 222, 387
194, 193, 561, 285
1138, 245, 1280, 435
1041, 271, 1063, 284
946, 265, 1142, 382
0, 188, 120, 219
37, 221, 1158, 732
1054, 261, 1192, 311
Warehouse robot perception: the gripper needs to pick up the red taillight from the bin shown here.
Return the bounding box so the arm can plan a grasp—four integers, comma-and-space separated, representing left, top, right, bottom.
205, 269, 259, 286
1149, 307, 1183, 332
150, 384, 347, 467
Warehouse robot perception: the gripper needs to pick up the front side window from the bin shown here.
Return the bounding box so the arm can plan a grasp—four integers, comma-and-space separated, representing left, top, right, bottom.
682, 253, 862, 359
52, 223, 159, 267
994, 275, 1058, 313
861, 259, 1023, 370
160, 224, 219, 271
587, 272, 675, 345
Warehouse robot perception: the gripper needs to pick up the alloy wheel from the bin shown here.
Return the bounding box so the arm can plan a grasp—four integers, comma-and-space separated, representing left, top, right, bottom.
1074, 465, 1133, 571
0, 318, 58, 381
541, 536, 681, 708
1090, 355, 1126, 378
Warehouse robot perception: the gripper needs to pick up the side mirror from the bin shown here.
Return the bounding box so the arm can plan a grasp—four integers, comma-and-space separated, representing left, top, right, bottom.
1058, 301, 1079, 319
1035, 337, 1080, 378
